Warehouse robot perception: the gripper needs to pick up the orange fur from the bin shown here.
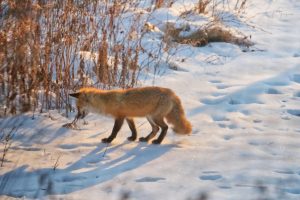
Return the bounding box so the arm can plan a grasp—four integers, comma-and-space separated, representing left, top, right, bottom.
71, 86, 192, 143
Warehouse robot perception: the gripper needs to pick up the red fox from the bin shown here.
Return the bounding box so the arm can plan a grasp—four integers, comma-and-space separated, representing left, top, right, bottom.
68, 86, 192, 144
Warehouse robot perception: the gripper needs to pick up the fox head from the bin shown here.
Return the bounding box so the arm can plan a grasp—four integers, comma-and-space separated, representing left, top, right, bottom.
69, 92, 89, 119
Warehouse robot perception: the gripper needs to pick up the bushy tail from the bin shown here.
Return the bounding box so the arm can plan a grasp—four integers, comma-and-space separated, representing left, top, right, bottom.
166, 97, 192, 135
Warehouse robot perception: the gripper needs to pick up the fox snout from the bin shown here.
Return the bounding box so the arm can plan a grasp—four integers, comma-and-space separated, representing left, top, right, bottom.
69, 92, 80, 98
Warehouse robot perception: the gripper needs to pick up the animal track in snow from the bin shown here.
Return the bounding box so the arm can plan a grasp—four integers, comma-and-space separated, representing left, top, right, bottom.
294, 91, 300, 97
211, 92, 226, 97
292, 74, 300, 84
284, 188, 300, 195
86, 157, 103, 164
216, 84, 231, 90
61, 175, 87, 183
264, 81, 289, 86
135, 177, 166, 182
274, 170, 294, 174
248, 139, 272, 146
211, 115, 229, 122
209, 80, 222, 84
293, 53, 300, 57
201, 98, 224, 105
223, 135, 233, 140
11, 146, 41, 151
228, 98, 241, 105
199, 171, 222, 181
218, 123, 237, 129
59, 144, 78, 149
265, 88, 282, 94
287, 109, 300, 117
253, 119, 262, 123
59, 143, 97, 150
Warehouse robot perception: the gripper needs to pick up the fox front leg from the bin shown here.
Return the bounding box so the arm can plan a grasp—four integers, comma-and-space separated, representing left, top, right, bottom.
63, 109, 87, 129
73, 109, 88, 123
126, 118, 137, 141
69, 109, 87, 126
102, 117, 125, 143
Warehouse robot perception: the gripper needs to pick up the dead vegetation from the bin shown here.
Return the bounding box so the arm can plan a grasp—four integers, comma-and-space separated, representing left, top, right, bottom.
162, 0, 252, 47
163, 22, 253, 47
0, 0, 157, 116
0, 0, 253, 116
0, 117, 23, 167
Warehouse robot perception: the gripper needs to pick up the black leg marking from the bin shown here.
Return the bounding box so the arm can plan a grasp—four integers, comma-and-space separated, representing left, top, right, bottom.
72, 110, 87, 124
139, 117, 160, 142
102, 117, 124, 143
151, 118, 168, 144
126, 118, 137, 141
63, 109, 87, 129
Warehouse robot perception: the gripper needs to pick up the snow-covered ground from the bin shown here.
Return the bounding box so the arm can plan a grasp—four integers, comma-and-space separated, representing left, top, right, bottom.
1, 0, 300, 199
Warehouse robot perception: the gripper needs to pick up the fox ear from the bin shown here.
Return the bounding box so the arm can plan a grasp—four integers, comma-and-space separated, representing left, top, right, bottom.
69, 92, 80, 98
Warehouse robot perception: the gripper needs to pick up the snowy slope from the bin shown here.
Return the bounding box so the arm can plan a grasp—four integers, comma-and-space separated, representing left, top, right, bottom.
1, 0, 300, 199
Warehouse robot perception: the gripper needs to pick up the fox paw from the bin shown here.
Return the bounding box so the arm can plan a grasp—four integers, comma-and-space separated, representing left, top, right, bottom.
127, 136, 137, 141
139, 137, 148, 142
152, 139, 162, 144
102, 137, 113, 143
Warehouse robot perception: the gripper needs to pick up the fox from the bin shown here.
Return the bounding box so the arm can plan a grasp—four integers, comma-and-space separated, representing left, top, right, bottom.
68, 86, 192, 144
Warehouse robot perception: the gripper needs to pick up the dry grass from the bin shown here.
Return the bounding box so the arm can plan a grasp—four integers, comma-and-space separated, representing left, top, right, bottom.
163, 22, 253, 47
161, 0, 252, 47
0, 0, 252, 116
0, 0, 155, 116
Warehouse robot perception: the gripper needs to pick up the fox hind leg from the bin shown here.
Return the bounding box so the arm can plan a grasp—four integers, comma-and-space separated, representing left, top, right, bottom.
102, 117, 124, 143
126, 118, 137, 141
139, 117, 160, 142
151, 117, 168, 144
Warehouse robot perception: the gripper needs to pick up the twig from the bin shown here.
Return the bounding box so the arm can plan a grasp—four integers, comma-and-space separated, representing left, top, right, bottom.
53, 154, 61, 171
138, 121, 147, 128
102, 143, 109, 157
1, 126, 18, 167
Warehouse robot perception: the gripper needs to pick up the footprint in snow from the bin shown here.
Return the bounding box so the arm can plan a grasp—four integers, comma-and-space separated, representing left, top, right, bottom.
212, 115, 229, 122
264, 81, 289, 86
287, 109, 300, 117
292, 74, 300, 84
293, 52, 300, 57
253, 119, 262, 123
59, 144, 78, 150
211, 92, 226, 97
223, 135, 233, 140
209, 80, 222, 84
274, 170, 294, 175
61, 175, 87, 183
265, 88, 282, 94
59, 143, 97, 150
201, 98, 224, 105
86, 157, 103, 164
199, 171, 222, 181
294, 91, 300, 97
216, 84, 231, 90
248, 140, 272, 146
135, 177, 166, 183
228, 98, 241, 105
284, 188, 300, 195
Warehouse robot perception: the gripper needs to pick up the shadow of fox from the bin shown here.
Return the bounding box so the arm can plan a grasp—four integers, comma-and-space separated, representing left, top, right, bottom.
68, 86, 192, 144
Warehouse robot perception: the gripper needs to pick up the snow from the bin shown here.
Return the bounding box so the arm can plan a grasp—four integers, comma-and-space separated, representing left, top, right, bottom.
1, 0, 300, 199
